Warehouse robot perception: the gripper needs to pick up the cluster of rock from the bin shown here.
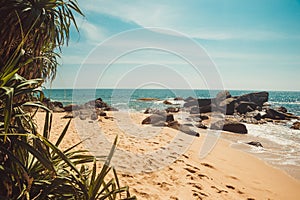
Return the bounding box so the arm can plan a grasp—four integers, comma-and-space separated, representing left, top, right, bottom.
141, 111, 199, 137
141, 91, 300, 137
183, 90, 299, 131
184, 91, 268, 115
42, 97, 118, 121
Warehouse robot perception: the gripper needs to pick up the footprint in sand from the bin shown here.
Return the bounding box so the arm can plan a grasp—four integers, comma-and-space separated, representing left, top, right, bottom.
225, 185, 235, 190
189, 182, 202, 190
157, 182, 172, 191
170, 196, 179, 200
192, 190, 208, 199
198, 173, 209, 179
211, 186, 228, 194
182, 154, 189, 159
227, 175, 239, 180
237, 190, 244, 194
186, 163, 200, 171
201, 162, 215, 169
174, 159, 184, 163
191, 186, 208, 199
184, 167, 197, 174
186, 174, 195, 180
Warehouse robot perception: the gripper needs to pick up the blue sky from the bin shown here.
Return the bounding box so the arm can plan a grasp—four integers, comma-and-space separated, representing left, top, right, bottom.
48, 0, 300, 91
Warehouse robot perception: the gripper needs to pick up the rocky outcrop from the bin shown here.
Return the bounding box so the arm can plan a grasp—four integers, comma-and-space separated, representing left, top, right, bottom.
42, 98, 65, 112
236, 91, 268, 107
183, 91, 268, 117
141, 113, 199, 137
210, 119, 248, 134
263, 108, 298, 120
84, 98, 118, 111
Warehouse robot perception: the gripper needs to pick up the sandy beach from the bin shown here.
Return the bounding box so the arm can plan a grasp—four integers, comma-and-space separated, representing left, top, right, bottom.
35, 111, 300, 200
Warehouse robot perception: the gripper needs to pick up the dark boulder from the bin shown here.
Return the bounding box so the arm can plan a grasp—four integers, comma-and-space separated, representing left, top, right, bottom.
166, 114, 175, 122
189, 104, 213, 114
210, 120, 248, 134
236, 91, 268, 106
291, 121, 300, 130
43, 98, 65, 112
236, 101, 257, 114
218, 97, 237, 115
200, 104, 214, 113
52, 101, 64, 108
152, 121, 167, 127
142, 113, 174, 124
264, 108, 286, 120
247, 141, 263, 148
85, 98, 109, 109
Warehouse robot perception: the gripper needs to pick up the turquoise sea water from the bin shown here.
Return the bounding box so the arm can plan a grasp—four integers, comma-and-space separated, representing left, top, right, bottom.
43, 89, 300, 116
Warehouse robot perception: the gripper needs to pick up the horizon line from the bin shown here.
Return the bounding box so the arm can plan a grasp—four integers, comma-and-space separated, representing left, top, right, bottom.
42, 87, 300, 92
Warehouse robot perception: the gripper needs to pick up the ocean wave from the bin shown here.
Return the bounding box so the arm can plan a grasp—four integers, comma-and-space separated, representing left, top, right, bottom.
245, 123, 300, 146
269, 101, 300, 105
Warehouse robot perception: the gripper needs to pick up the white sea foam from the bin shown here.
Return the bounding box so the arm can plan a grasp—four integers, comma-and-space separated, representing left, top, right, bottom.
245, 123, 300, 146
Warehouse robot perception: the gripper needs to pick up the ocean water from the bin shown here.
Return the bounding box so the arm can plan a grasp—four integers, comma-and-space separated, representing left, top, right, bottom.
44, 89, 300, 116
44, 89, 300, 178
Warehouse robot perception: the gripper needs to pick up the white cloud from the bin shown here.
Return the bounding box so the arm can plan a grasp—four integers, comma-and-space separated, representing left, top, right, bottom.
82, 21, 107, 42
74, 15, 107, 43
79, 0, 299, 41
